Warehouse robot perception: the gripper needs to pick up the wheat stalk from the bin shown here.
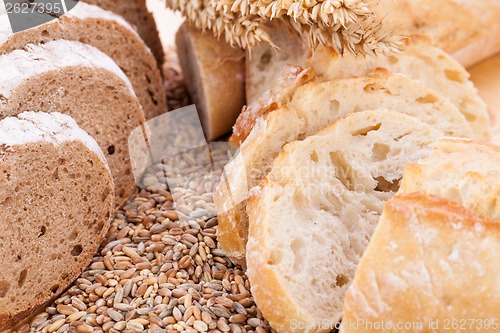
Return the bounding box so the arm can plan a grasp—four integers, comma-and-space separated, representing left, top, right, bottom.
167, 0, 401, 55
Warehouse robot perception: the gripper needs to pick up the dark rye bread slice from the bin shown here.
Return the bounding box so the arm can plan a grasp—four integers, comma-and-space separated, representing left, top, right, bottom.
0, 112, 114, 332
85, 0, 164, 65
0, 2, 166, 120
0, 40, 147, 207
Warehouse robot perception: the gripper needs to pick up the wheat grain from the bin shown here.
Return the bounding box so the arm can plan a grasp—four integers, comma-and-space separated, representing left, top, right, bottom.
168, 0, 401, 55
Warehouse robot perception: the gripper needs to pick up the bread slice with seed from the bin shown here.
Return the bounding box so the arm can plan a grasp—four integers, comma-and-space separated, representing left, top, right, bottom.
398, 138, 500, 220
0, 40, 147, 207
215, 71, 472, 264
309, 36, 491, 140
341, 194, 500, 333
176, 22, 246, 140
245, 21, 309, 103
0, 112, 114, 332
246, 110, 443, 333
0, 2, 166, 120
85, 0, 164, 64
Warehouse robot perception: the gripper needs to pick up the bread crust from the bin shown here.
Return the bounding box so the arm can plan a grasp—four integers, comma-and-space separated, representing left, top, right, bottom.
341, 193, 500, 333
176, 23, 245, 140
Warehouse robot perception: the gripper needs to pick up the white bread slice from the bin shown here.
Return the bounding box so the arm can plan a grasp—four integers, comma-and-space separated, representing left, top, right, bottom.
176, 22, 245, 140
85, 0, 164, 64
375, 0, 500, 68
0, 40, 147, 207
245, 21, 309, 104
341, 194, 500, 333
399, 138, 500, 220
246, 110, 443, 333
215, 71, 472, 264
0, 2, 166, 120
309, 36, 491, 140
230, 65, 314, 146
0, 112, 114, 332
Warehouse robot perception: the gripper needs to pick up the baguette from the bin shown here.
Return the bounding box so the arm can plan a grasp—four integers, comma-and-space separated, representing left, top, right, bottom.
246, 110, 443, 333
216, 70, 472, 264
341, 193, 500, 333
0, 112, 114, 331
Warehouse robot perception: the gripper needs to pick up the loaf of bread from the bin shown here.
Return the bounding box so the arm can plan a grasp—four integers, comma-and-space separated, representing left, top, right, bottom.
245, 21, 309, 103
0, 2, 166, 120
341, 193, 500, 333
399, 138, 500, 220
309, 36, 491, 140
216, 70, 472, 264
176, 22, 245, 140
246, 110, 443, 333
0, 40, 147, 206
85, 0, 164, 64
0, 112, 114, 332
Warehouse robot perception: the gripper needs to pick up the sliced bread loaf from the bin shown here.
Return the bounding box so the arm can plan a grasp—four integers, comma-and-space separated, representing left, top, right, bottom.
0, 2, 166, 120
216, 71, 471, 264
341, 194, 500, 333
0, 112, 114, 332
309, 37, 491, 140
0, 40, 147, 206
176, 22, 246, 140
246, 110, 443, 333
399, 138, 500, 220
85, 0, 164, 64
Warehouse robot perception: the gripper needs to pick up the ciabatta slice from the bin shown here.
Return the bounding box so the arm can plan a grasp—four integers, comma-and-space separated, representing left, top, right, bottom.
399, 138, 500, 220
216, 72, 471, 264
309, 37, 491, 140
246, 110, 443, 333
341, 194, 500, 333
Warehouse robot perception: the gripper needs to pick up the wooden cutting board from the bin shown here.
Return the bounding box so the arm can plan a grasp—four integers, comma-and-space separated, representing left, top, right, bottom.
469, 53, 500, 145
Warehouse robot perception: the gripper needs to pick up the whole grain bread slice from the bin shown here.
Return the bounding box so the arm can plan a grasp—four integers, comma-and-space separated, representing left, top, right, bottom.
341, 194, 500, 333
309, 36, 491, 140
85, 0, 164, 64
0, 40, 147, 207
0, 112, 114, 332
0, 2, 166, 120
215, 71, 472, 264
398, 138, 500, 220
176, 22, 246, 140
246, 110, 443, 333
